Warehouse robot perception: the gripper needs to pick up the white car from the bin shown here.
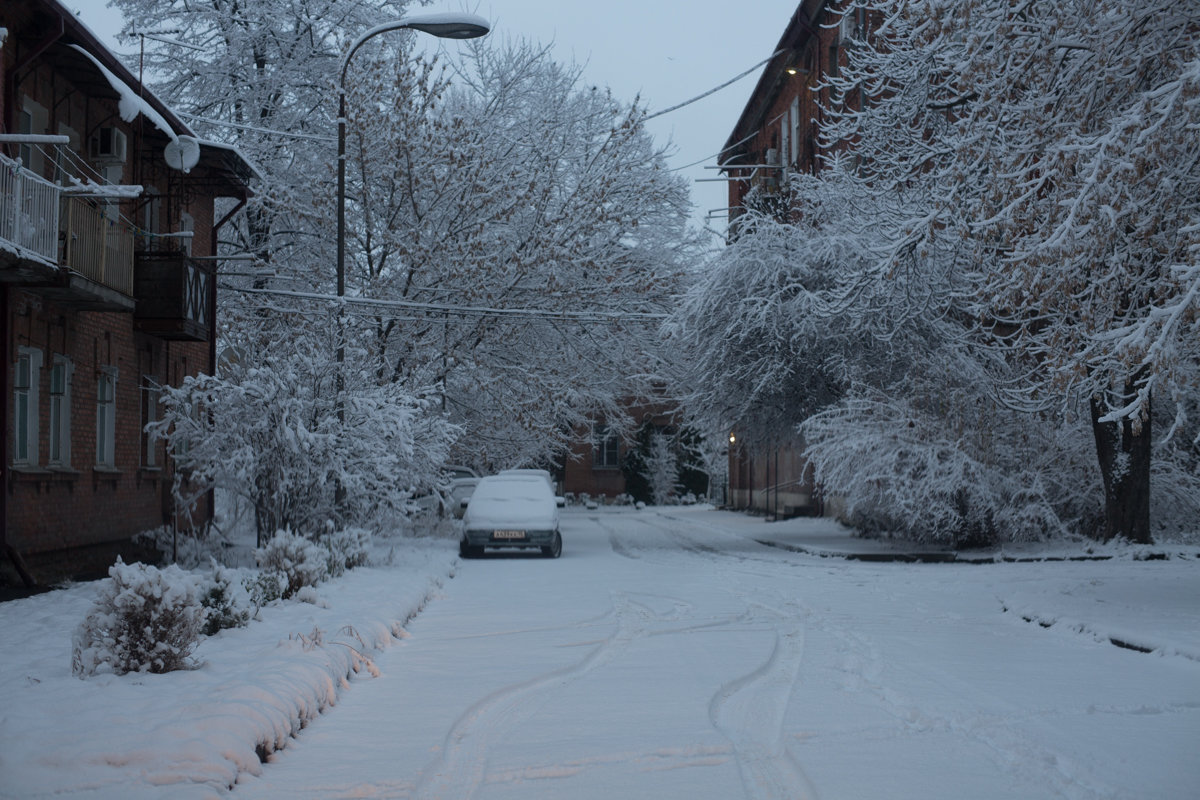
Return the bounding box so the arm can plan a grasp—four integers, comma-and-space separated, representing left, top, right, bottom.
411, 465, 480, 517
447, 477, 478, 518
460, 474, 562, 558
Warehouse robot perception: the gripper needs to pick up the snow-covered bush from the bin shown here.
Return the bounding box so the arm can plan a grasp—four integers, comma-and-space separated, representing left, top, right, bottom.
318, 528, 372, 577
72, 559, 205, 677
198, 562, 252, 636
255, 531, 330, 600
801, 395, 1083, 547
244, 570, 287, 610
646, 432, 680, 506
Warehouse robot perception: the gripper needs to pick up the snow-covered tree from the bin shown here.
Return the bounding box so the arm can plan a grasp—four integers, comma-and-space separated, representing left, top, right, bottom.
644, 431, 680, 506
151, 327, 457, 543
110, 0, 422, 266
335, 39, 698, 467
117, 0, 696, 476
675, 0, 1198, 543
829, 0, 1200, 542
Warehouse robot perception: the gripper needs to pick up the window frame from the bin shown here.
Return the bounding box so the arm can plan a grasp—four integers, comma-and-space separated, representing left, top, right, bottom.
592, 422, 621, 470
48, 356, 73, 467
141, 377, 160, 469
95, 367, 118, 468
13, 347, 42, 466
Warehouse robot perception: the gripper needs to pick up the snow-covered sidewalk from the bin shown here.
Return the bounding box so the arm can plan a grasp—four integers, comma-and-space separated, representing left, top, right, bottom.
0, 537, 458, 799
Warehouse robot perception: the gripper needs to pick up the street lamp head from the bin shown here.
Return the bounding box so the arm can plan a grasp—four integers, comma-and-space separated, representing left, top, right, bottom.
341, 13, 491, 80
398, 13, 491, 40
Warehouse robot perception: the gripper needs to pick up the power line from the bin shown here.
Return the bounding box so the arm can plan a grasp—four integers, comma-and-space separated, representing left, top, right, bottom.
220, 284, 669, 323
644, 49, 784, 122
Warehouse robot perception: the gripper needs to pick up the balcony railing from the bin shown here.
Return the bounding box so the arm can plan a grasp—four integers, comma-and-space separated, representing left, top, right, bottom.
60, 196, 135, 296
0, 153, 60, 263
134, 251, 213, 341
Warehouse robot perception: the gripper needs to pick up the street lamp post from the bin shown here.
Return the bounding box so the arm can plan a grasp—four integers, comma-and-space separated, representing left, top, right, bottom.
332, 13, 488, 512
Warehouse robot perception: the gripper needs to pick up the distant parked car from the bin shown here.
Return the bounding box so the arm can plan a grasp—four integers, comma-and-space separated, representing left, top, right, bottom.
412, 465, 481, 517
460, 474, 562, 558
448, 477, 478, 518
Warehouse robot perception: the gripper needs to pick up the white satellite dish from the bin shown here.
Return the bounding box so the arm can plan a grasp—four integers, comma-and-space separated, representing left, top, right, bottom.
164, 136, 201, 172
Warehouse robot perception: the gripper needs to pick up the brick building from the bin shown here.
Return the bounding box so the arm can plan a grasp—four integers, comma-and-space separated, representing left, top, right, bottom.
1, 0, 254, 584
719, 2, 868, 516
561, 400, 682, 503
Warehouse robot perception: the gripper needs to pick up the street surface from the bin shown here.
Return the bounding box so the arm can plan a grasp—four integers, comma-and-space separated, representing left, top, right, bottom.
233, 508, 1199, 799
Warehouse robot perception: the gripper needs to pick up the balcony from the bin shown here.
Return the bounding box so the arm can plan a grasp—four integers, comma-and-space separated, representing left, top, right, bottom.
0, 152, 60, 265
134, 251, 212, 341
1, 153, 135, 311
60, 196, 135, 296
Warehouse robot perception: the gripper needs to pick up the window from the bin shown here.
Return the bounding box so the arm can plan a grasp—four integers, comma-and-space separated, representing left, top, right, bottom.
789, 98, 801, 167
14, 348, 42, 465
96, 367, 117, 468
592, 423, 620, 469
179, 212, 194, 256
18, 99, 48, 174
141, 190, 161, 250
100, 165, 124, 222
780, 118, 790, 175
141, 378, 159, 468
54, 123, 80, 185
17, 109, 33, 169
48, 357, 72, 466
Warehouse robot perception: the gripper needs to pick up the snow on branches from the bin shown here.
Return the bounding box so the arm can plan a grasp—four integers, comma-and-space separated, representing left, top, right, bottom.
674, 0, 1199, 543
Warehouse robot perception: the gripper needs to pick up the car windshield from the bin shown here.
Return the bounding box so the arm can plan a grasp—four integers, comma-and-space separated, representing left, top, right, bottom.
471, 477, 551, 503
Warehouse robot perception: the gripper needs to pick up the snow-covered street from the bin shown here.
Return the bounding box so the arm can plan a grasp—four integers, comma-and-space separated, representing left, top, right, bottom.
2, 507, 1197, 799
234, 508, 1198, 800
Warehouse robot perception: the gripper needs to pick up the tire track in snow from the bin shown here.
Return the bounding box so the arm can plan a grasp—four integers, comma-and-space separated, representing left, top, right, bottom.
708, 602, 819, 800
411, 593, 667, 800
602, 512, 823, 798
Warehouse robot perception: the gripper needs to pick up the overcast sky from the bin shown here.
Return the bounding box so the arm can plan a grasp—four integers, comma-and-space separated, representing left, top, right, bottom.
67, 1, 796, 239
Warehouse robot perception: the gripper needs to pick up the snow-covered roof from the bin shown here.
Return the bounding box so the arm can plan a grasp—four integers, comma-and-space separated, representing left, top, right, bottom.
66, 44, 178, 143
37, 0, 255, 188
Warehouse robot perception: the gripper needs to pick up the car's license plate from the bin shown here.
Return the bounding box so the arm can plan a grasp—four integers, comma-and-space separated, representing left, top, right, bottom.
492, 530, 526, 539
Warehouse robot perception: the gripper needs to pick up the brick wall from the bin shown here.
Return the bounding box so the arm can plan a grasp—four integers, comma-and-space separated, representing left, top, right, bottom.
6, 290, 209, 579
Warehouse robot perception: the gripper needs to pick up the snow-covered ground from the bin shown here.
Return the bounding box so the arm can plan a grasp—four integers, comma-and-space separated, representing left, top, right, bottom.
1, 508, 1197, 799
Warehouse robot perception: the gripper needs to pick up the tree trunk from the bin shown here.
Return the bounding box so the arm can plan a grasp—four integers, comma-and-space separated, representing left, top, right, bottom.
1089, 378, 1152, 544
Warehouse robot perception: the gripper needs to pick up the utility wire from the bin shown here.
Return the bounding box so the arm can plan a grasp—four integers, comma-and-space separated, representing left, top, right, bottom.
175, 111, 336, 143
644, 49, 784, 122
220, 284, 668, 323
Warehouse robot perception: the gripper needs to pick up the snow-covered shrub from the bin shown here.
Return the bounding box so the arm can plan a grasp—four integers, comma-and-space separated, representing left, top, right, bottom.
646, 432, 680, 506
255, 530, 330, 599
198, 561, 252, 636
318, 528, 372, 577
244, 570, 287, 610
801, 395, 1083, 547
72, 559, 205, 677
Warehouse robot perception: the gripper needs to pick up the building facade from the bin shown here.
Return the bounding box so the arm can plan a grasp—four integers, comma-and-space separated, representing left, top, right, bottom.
719, 1, 868, 517
562, 401, 686, 503
1, 0, 253, 583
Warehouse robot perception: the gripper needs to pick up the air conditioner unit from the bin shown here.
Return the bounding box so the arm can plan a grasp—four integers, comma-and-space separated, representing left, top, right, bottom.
90, 127, 127, 162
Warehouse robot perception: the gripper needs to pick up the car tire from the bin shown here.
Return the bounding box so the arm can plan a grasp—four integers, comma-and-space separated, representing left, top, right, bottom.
541, 531, 562, 559
459, 539, 482, 559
